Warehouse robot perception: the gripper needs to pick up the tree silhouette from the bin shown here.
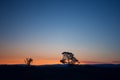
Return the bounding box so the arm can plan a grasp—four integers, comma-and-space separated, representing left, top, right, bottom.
24, 58, 33, 66
60, 52, 80, 64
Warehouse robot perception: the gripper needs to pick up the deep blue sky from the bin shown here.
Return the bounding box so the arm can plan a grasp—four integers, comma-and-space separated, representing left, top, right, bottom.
0, 0, 120, 64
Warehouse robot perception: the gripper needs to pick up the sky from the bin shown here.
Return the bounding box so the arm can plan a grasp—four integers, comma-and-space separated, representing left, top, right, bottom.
0, 0, 120, 65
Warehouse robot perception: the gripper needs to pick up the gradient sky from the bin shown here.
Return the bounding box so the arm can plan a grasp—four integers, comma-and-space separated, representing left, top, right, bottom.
0, 0, 120, 65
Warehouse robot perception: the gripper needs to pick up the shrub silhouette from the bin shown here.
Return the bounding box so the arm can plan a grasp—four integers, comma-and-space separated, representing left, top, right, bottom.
24, 58, 33, 66
60, 52, 80, 64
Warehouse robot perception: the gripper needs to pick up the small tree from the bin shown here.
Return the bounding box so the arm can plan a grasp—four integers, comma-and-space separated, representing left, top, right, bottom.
24, 58, 33, 66
60, 52, 80, 64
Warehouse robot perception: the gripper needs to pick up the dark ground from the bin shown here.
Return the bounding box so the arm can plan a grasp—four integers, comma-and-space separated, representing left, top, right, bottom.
0, 64, 120, 80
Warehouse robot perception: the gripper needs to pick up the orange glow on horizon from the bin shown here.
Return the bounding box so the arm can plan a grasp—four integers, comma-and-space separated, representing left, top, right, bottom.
0, 58, 87, 65
0, 58, 60, 65
0, 58, 118, 65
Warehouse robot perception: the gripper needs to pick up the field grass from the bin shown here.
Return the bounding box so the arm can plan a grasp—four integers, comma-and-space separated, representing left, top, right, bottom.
0, 64, 120, 80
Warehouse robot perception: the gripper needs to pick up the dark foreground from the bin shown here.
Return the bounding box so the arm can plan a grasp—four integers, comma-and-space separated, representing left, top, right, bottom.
0, 64, 120, 80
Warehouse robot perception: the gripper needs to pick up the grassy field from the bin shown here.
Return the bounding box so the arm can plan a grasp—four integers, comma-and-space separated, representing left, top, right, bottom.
0, 64, 120, 80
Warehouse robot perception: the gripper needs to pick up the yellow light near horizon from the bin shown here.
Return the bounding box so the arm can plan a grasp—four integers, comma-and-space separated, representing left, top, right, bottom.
0, 58, 60, 65
0, 58, 116, 65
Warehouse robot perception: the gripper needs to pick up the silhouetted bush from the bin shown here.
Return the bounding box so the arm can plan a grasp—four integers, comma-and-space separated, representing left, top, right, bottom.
24, 58, 33, 66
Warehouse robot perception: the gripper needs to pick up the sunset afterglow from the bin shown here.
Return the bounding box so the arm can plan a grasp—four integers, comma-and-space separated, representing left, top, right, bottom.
0, 0, 120, 65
